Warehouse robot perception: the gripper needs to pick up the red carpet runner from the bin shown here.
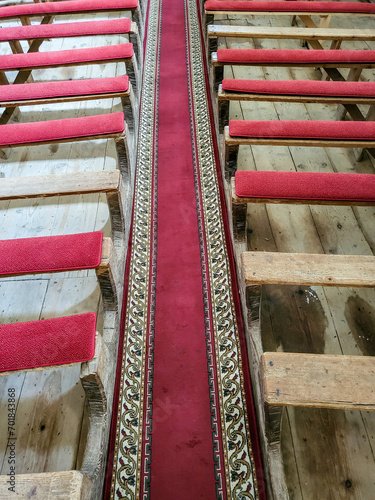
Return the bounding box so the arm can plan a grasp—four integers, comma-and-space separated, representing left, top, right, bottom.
105, 0, 265, 497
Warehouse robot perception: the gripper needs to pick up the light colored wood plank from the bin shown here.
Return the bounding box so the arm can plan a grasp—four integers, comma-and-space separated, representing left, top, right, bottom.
208, 25, 375, 41
241, 251, 375, 287
261, 352, 375, 410
0, 170, 121, 200
0, 471, 91, 499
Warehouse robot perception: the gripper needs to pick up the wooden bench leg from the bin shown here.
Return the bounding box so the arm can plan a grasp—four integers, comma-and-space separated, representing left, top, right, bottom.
218, 99, 229, 134
207, 36, 218, 67
133, 5, 144, 41
115, 130, 131, 183
213, 65, 223, 93
106, 189, 125, 244
354, 105, 375, 161
125, 57, 139, 100
95, 239, 119, 312
129, 31, 142, 69
121, 84, 137, 133
224, 141, 239, 181
232, 202, 247, 247
79, 335, 107, 484
336, 67, 363, 120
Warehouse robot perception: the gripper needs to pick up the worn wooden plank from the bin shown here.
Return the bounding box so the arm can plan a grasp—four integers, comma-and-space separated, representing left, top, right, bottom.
208, 25, 375, 41
261, 352, 375, 410
0, 471, 92, 499
242, 252, 375, 287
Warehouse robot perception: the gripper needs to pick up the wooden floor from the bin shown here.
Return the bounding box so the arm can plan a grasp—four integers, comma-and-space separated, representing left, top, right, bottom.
1, 4, 375, 500
216, 10, 375, 500
0, 9, 134, 483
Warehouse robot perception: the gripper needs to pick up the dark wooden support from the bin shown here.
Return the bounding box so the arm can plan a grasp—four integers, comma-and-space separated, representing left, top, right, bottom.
224, 139, 239, 180
218, 97, 230, 133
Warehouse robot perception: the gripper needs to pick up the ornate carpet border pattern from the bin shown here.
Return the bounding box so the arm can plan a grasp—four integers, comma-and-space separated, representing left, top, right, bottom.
109, 0, 160, 495
185, 0, 259, 497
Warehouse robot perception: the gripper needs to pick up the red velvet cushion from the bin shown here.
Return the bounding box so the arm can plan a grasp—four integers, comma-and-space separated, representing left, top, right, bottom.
0, 76, 129, 103
217, 49, 375, 64
0, 19, 132, 42
229, 120, 375, 141
0, 112, 124, 146
0, 44, 133, 71
0, 232, 103, 276
205, 1, 375, 14
235, 170, 375, 203
0, 0, 138, 19
222, 79, 375, 98
0, 313, 97, 372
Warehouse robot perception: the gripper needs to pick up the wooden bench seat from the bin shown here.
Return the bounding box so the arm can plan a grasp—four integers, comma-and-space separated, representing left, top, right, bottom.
0, 471, 92, 499
224, 120, 375, 179
217, 79, 375, 132
204, 0, 375, 33
236, 248, 375, 497
0, 75, 136, 128
0, 170, 127, 242
212, 49, 375, 91
0, 231, 120, 488
231, 170, 375, 244
261, 352, 375, 411
0, 0, 144, 39
0, 18, 141, 73
0, 112, 131, 181
207, 25, 375, 59
0, 43, 138, 95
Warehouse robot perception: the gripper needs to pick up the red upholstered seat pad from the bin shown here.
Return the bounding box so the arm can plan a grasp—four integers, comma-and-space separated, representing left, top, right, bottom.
0, 232, 103, 275
217, 49, 375, 64
0, 313, 97, 372
0, 112, 124, 146
0, 76, 129, 102
229, 120, 375, 141
0, 0, 138, 19
0, 19, 132, 42
235, 171, 375, 203
205, 1, 375, 13
0, 44, 133, 71
222, 79, 375, 98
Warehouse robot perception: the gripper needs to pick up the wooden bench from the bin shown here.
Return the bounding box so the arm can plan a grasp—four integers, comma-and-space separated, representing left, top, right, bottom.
237, 249, 375, 498
217, 79, 375, 132
0, 75, 136, 128
0, 231, 120, 491
0, 18, 141, 84
0, 112, 131, 181
0, 471, 92, 499
204, 0, 375, 34
0, 170, 127, 243
207, 25, 375, 60
231, 170, 375, 245
0, 0, 144, 40
224, 120, 375, 180
211, 48, 375, 92
0, 43, 139, 97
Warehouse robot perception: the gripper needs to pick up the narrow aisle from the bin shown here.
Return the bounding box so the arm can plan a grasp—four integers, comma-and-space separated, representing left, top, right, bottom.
105, 0, 265, 497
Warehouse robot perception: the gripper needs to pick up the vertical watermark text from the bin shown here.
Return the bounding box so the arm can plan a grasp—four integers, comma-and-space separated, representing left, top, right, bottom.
7, 387, 16, 493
